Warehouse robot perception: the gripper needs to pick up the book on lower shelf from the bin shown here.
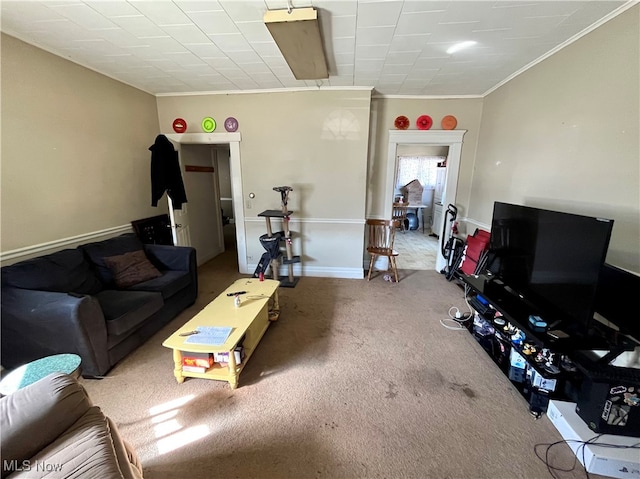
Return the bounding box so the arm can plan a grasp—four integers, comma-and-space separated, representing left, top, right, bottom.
182, 352, 213, 371
214, 346, 245, 365
182, 364, 208, 373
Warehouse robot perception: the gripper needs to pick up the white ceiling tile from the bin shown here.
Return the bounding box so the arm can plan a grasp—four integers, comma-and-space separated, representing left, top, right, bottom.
174, 1, 223, 14
208, 33, 251, 51
187, 10, 239, 35
382, 63, 411, 75
219, 0, 267, 22
251, 70, 279, 82
332, 36, 356, 54
389, 33, 431, 52
223, 70, 252, 82
48, 4, 115, 30
94, 28, 149, 48
160, 24, 211, 44
165, 51, 208, 67
87, 1, 144, 18
356, 1, 402, 28
335, 64, 354, 75
236, 21, 273, 43
250, 41, 282, 56
1, 2, 66, 23
355, 25, 395, 46
203, 56, 239, 70
228, 50, 263, 64
395, 11, 441, 35
328, 75, 354, 86
109, 15, 167, 38
314, 0, 357, 17
183, 43, 227, 59
259, 55, 287, 67
334, 52, 354, 65
355, 58, 385, 71
129, 1, 193, 27
385, 51, 421, 65
356, 44, 387, 60
237, 62, 269, 74
143, 37, 188, 54
326, 14, 356, 37
400, 1, 448, 15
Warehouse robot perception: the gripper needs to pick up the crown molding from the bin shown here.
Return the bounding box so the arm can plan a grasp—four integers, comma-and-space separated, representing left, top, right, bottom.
156, 86, 374, 97
372, 94, 483, 100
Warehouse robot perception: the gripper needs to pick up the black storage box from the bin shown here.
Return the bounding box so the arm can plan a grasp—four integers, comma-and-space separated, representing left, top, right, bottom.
575, 365, 640, 437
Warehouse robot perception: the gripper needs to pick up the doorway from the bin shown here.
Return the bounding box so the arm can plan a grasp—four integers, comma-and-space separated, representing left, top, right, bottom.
385, 130, 466, 272
166, 132, 247, 273
393, 146, 448, 270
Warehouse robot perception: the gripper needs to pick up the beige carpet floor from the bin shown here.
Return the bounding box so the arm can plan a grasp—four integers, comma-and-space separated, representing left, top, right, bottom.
80, 248, 600, 479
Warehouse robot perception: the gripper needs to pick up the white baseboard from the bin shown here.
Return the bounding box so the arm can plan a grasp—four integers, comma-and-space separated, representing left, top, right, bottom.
245, 263, 364, 279
0, 225, 133, 266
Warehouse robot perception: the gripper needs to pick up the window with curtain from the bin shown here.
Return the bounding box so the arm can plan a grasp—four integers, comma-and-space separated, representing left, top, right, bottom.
395, 156, 445, 190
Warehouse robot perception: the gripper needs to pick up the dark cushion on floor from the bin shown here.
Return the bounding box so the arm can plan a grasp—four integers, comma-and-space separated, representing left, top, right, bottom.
94, 290, 163, 336
127, 270, 192, 300
80, 234, 145, 287
0, 249, 103, 295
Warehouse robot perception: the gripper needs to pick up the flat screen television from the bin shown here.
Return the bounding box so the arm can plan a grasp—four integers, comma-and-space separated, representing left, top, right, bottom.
487, 202, 614, 335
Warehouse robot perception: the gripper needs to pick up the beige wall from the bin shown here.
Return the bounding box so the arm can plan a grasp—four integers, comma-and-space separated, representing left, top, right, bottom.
1, 34, 161, 257
156, 90, 371, 272
367, 98, 484, 220
469, 6, 639, 271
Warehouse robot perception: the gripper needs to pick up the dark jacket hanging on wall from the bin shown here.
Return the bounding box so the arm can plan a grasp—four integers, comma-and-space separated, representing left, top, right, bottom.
149, 134, 188, 210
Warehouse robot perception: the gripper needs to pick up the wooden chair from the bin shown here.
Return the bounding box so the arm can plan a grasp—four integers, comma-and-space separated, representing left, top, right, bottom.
391, 203, 409, 233
366, 219, 400, 282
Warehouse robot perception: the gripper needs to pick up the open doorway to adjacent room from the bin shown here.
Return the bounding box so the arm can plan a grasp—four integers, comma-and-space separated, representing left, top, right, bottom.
174, 143, 238, 267
385, 130, 466, 272
166, 132, 247, 273
392, 145, 448, 270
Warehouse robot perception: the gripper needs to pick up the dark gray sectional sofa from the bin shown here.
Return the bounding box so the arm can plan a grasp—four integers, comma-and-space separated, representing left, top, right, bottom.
1, 233, 197, 377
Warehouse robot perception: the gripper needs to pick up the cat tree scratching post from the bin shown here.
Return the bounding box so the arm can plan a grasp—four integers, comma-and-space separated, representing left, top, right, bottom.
257, 186, 300, 287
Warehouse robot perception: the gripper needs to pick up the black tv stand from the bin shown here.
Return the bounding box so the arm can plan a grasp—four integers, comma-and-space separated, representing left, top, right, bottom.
459, 272, 636, 416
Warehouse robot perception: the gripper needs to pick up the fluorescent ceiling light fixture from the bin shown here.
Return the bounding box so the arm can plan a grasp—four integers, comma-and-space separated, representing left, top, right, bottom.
447, 41, 477, 54
264, 7, 328, 80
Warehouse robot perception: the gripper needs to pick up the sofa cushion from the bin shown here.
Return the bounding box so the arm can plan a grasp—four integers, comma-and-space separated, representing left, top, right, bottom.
103, 250, 162, 289
0, 249, 102, 295
128, 270, 192, 300
80, 234, 146, 287
95, 290, 163, 336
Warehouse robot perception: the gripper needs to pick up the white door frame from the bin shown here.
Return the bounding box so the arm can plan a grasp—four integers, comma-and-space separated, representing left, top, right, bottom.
385, 130, 466, 272
167, 133, 247, 274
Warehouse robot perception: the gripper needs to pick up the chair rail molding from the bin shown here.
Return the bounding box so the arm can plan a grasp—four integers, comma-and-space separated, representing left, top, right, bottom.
0, 224, 133, 266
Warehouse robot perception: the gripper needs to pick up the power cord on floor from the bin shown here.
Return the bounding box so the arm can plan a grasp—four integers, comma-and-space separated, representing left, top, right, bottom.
534, 436, 640, 479
440, 305, 473, 330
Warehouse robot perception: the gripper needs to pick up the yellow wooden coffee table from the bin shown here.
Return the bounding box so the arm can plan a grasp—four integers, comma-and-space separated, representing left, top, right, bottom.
162, 278, 280, 389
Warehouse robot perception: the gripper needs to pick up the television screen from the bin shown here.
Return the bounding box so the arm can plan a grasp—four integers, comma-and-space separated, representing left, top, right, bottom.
487, 202, 614, 334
